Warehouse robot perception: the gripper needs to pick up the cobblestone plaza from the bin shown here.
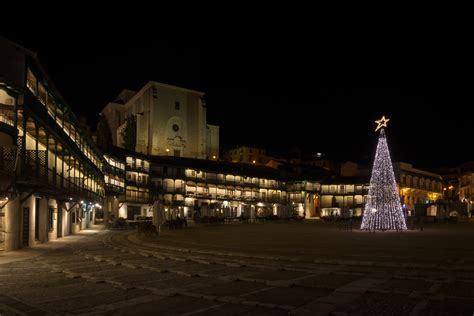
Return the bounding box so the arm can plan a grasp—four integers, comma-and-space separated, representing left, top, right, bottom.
1, 222, 474, 315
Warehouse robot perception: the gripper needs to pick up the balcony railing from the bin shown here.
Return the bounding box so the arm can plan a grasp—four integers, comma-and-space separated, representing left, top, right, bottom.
105, 164, 126, 175
320, 188, 368, 195
105, 183, 125, 195
125, 195, 151, 203
15, 149, 103, 201
24, 82, 103, 173
23, 150, 47, 178
182, 190, 283, 203
126, 163, 149, 173
126, 179, 149, 188
0, 108, 15, 128
0, 147, 16, 175
183, 174, 284, 190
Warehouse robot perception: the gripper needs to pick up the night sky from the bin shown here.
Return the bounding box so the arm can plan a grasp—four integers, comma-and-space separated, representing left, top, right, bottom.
3, 29, 472, 169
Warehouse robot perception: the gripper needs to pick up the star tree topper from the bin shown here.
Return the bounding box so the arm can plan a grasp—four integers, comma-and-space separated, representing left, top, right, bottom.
375, 115, 390, 132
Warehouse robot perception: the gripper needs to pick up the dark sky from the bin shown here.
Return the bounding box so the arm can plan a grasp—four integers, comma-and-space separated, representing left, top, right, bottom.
3, 28, 472, 169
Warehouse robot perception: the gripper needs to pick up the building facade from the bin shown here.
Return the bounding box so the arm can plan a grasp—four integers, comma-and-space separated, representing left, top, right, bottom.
3, 37, 472, 254
319, 162, 444, 218
394, 162, 443, 215
458, 162, 474, 215
320, 179, 369, 218
287, 180, 322, 218
103, 148, 153, 222
100, 147, 333, 223
223, 146, 269, 165
152, 157, 289, 220
101, 82, 219, 159
0, 37, 103, 252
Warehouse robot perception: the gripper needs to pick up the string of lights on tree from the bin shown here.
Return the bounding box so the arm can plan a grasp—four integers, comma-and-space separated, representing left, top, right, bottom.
360, 116, 407, 231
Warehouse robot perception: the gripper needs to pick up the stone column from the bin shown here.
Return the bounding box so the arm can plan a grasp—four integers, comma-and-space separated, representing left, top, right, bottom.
304, 193, 314, 219
250, 205, 255, 220
104, 197, 111, 224
112, 198, 119, 219
4, 195, 20, 251
153, 200, 162, 236
92, 207, 96, 226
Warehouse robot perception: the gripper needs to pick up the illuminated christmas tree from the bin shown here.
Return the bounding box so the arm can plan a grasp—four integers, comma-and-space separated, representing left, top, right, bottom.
360, 116, 407, 231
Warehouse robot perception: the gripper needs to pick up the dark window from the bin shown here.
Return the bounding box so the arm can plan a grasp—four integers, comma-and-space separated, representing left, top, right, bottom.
152, 87, 157, 98
48, 207, 54, 230
163, 166, 168, 175
175, 101, 180, 110
71, 211, 76, 223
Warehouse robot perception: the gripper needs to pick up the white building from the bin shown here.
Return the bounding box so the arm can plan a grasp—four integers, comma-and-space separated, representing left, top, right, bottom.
101, 82, 219, 159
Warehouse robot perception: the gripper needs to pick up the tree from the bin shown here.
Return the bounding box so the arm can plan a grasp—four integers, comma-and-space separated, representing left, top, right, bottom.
121, 115, 136, 151
360, 127, 407, 231
96, 114, 113, 151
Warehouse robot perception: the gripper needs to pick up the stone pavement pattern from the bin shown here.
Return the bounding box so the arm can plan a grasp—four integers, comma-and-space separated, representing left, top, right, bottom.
1, 222, 474, 315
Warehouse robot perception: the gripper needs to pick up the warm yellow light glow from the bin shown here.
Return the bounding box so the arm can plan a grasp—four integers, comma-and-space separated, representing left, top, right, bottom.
252, 160, 256, 164
212, 155, 216, 159
375, 115, 390, 132
166, 148, 170, 153
443, 187, 447, 191
448, 185, 454, 190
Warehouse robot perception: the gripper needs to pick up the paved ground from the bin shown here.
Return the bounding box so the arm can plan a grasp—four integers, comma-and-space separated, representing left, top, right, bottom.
1, 221, 474, 315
